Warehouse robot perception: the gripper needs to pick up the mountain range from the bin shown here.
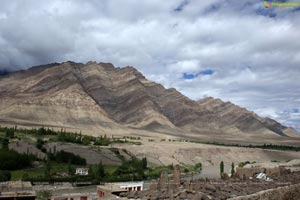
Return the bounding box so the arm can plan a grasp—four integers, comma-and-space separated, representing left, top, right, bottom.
0, 61, 298, 141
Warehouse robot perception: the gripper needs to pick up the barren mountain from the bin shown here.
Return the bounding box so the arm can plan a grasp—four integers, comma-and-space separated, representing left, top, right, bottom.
0, 61, 298, 139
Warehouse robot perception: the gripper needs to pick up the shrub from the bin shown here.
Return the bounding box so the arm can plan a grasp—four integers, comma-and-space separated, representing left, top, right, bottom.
0, 170, 11, 181
5, 128, 15, 139
195, 162, 202, 170
0, 149, 34, 170
0, 138, 9, 149
113, 158, 146, 180
48, 150, 86, 165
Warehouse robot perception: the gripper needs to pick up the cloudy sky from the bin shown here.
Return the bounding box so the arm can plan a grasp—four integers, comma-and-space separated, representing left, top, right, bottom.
0, 0, 299, 131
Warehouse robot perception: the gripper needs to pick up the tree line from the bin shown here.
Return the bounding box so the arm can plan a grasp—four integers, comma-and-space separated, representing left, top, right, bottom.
47, 150, 86, 165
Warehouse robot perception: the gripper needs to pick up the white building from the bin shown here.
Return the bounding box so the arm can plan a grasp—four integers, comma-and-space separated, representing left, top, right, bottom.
75, 168, 89, 175
97, 181, 144, 199
116, 181, 144, 191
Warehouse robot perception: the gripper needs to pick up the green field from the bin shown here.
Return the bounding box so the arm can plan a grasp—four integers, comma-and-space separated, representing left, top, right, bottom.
11, 162, 76, 180
10, 162, 119, 181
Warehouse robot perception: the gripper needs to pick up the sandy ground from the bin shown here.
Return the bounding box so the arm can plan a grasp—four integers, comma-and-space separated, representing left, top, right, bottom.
113, 140, 300, 178
9, 141, 46, 160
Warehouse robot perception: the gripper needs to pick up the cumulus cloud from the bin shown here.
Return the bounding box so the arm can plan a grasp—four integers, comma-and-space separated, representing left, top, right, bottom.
0, 0, 299, 131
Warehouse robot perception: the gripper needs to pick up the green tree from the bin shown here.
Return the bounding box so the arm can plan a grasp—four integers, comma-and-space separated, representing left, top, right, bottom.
220, 161, 224, 176
82, 136, 90, 145
231, 162, 235, 176
0, 170, 11, 181
68, 162, 75, 176
5, 128, 15, 139
44, 160, 52, 178
36, 139, 45, 150
48, 150, 86, 165
95, 161, 105, 181
168, 164, 174, 170
142, 157, 147, 169
1, 138, 9, 149
0, 149, 33, 170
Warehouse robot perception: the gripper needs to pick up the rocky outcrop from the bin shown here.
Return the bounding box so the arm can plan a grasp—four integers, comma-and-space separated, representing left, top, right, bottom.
0, 61, 298, 138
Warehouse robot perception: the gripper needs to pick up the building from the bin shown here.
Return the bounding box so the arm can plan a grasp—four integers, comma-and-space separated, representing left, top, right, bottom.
97, 182, 144, 199
0, 181, 32, 192
97, 184, 126, 199
50, 193, 92, 200
75, 168, 89, 175
116, 182, 143, 191
0, 182, 35, 200
0, 191, 36, 200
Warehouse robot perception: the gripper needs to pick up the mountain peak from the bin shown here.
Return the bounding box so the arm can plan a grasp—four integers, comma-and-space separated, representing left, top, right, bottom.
0, 61, 298, 141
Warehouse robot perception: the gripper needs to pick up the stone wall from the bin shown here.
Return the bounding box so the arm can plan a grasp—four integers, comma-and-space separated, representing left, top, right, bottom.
228, 183, 300, 200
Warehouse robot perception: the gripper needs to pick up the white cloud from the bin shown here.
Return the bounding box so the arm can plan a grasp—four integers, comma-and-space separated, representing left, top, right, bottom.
0, 0, 299, 130
0, 12, 7, 20
167, 60, 201, 73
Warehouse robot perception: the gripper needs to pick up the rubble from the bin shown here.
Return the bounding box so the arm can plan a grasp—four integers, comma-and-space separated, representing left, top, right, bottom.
121, 169, 300, 200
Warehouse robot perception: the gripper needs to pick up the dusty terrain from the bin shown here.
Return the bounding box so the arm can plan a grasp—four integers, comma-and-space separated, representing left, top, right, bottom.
114, 140, 300, 178
44, 142, 123, 165
9, 141, 46, 160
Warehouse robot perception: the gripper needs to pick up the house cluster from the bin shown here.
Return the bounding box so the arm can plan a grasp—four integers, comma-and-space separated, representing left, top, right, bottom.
234, 166, 291, 180
2, 164, 292, 200
0, 180, 145, 200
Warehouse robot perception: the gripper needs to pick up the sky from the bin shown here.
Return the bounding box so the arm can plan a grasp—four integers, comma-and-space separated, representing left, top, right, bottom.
0, 0, 299, 131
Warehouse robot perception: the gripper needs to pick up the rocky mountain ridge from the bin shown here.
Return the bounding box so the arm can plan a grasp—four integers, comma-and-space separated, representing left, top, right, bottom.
0, 61, 298, 139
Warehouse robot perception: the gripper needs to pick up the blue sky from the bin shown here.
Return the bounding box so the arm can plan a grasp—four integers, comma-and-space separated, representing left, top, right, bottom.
293, 108, 299, 113
183, 69, 214, 79
0, 0, 299, 131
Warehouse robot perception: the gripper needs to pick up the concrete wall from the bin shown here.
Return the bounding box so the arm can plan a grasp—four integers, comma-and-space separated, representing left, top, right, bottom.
228, 183, 300, 200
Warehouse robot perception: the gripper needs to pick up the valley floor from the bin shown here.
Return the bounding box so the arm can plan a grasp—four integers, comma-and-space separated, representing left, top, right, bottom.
113, 139, 300, 178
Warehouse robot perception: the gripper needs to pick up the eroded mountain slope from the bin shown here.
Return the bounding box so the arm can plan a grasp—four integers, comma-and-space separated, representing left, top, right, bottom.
0, 61, 298, 139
